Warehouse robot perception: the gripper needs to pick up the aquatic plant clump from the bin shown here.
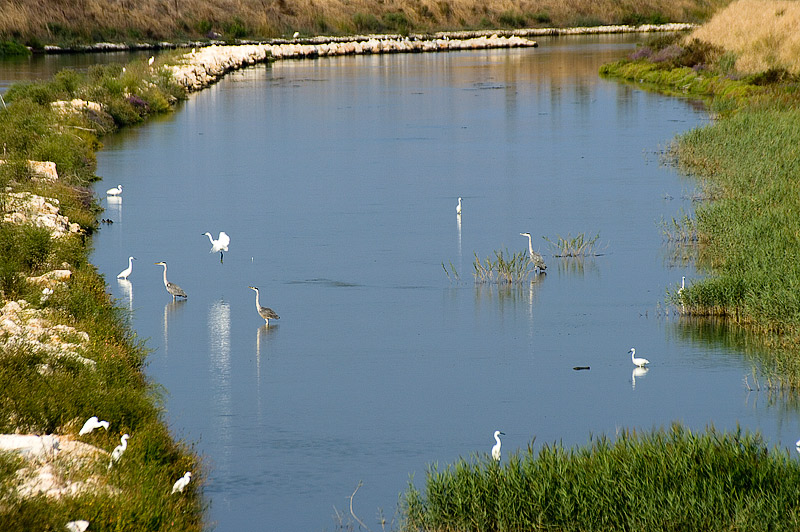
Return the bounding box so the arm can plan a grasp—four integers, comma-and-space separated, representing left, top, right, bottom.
544, 232, 602, 257
473, 249, 538, 284
401, 424, 800, 532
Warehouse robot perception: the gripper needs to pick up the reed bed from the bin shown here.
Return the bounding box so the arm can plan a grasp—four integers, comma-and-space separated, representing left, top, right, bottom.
544, 232, 602, 257
472, 249, 538, 284
0, 0, 730, 46
401, 424, 800, 532
0, 58, 202, 528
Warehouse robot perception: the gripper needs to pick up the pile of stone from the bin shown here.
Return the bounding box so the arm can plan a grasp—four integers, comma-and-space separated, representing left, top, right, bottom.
2, 192, 81, 238
0, 299, 95, 368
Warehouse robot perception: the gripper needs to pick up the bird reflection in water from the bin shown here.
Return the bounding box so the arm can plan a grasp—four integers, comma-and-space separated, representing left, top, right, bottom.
631, 366, 649, 390
162, 299, 186, 356
106, 195, 122, 223
208, 299, 233, 460
117, 278, 132, 311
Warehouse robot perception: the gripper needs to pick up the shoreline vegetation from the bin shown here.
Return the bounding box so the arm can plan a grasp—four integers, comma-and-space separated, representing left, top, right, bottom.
3, 0, 800, 530
0, 0, 731, 50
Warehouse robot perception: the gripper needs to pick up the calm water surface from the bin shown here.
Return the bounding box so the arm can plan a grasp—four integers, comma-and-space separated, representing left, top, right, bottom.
5, 35, 799, 531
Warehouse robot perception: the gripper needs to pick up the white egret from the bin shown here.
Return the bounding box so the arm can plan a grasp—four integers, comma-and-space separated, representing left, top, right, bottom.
629, 347, 650, 367
679, 276, 686, 295
172, 471, 192, 494
491, 430, 505, 461
148, 56, 155, 66
65, 521, 90, 532
79, 416, 109, 436
108, 433, 129, 469
106, 184, 123, 196
154, 262, 187, 299
248, 286, 280, 325
117, 256, 136, 279
203, 231, 230, 263
456, 197, 462, 215
292, 31, 300, 39
519, 232, 547, 271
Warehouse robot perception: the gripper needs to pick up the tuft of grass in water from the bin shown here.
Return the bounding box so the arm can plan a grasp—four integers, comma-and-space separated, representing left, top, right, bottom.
401, 424, 800, 532
544, 232, 602, 257
472, 249, 536, 284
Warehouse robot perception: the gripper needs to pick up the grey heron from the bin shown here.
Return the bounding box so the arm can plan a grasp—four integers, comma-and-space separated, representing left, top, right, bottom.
117, 256, 136, 279
491, 430, 505, 461
248, 286, 280, 325
154, 262, 187, 299
629, 347, 650, 367
520, 232, 547, 271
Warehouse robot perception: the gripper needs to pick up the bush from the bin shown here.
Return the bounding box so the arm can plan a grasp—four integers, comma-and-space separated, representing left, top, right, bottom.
0, 40, 30, 56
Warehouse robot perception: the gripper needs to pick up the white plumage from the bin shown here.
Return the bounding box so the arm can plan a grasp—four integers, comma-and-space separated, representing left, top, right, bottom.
65, 521, 90, 532
456, 197, 462, 215
108, 433, 129, 469
117, 256, 136, 279
203, 231, 230, 262
79, 416, 110, 436
106, 184, 123, 196
629, 347, 650, 367
172, 471, 192, 494
491, 430, 505, 461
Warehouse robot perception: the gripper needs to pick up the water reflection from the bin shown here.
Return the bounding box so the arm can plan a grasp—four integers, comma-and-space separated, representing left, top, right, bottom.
631, 366, 649, 390
208, 300, 232, 462
105, 195, 122, 223
555, 258, 600, 278
162, 299, 186, 356
117, 279, 132, 311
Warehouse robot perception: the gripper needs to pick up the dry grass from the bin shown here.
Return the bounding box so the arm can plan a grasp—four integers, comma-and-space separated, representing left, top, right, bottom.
689, 0, 800, 74
0, 0, 730, 44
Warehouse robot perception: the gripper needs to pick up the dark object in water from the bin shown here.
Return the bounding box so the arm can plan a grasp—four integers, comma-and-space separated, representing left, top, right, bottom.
572, 366, 590, 371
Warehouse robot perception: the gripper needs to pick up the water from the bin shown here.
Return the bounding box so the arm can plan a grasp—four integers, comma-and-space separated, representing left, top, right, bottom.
4, 35, 800, 531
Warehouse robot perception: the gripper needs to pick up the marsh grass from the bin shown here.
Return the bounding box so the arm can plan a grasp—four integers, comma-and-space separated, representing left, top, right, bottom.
0, 0, 730, 45
544, 232, 602, 257
472, 249, 537, 284
0, 55, 203, 528
402, 424, 800, 532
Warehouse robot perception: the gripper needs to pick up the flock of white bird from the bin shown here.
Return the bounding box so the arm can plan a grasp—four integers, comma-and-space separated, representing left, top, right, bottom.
108, 186, 279, 324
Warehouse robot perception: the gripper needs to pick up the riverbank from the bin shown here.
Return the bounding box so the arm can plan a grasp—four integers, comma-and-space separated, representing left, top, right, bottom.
600, 0, 800, 387
0, 0, 728, 48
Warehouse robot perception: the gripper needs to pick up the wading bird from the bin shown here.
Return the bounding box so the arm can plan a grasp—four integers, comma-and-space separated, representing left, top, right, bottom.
203, 231, 230, 263
108, 433, 129, 469
491, 430, 505, 461
66, 521, 90, 532
629, 347, 650, 367
148, 56, 154, 66
456, 197, 462, 215
79, 416, 110, 436
154, 262, 187, 300
117, 256, 136, 279
172, 471, 192, 494
520, 232, 547, 272
292, 31, 300, 39
248, 286, 280, 325
106, 184, 123, 196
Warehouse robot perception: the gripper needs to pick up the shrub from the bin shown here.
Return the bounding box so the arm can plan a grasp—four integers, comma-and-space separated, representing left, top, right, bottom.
0, 40, 30, 56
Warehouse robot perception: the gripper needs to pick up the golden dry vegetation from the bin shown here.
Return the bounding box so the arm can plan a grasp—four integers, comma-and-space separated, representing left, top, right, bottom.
689, 0, 800, 74
0, 0, 729, 45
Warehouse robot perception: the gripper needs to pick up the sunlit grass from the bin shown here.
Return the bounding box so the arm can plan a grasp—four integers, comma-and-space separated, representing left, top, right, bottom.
544, 232, 602, 257
401, 424, 800, 532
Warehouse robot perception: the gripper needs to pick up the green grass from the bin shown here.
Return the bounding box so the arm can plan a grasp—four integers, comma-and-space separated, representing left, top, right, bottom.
0, 53, 202, 530
544, 232, 602, 257
401, 424, 800, 532
472, 249, 538, 284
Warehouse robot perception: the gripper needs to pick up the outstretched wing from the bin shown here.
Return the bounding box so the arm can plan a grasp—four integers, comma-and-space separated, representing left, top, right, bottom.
218, 231, 230, 249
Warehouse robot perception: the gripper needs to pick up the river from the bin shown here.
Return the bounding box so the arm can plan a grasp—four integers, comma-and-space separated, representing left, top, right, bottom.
3, 34, 799, 531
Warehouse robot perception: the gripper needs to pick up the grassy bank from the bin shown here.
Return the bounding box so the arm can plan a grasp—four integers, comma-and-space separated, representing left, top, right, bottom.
600, 0, 800, 387
0, 0, 731, 48
0, 56, 203, 530
401, 425, 800, 531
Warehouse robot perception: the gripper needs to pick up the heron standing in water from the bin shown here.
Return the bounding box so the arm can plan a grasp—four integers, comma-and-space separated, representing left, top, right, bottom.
106, 184, 123, 196
248, 286, 280, 325
203, 231, 230, 263
520, 232, 547, 272
117, 256, 136, 279
154, 262, 187, 300
629, 347, 650, 367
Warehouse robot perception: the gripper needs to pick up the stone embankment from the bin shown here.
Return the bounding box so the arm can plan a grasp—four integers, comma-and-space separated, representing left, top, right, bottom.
170, 35, 537, 91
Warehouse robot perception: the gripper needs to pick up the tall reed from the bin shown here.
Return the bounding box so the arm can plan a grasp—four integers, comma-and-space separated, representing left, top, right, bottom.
401, 424, 800, 531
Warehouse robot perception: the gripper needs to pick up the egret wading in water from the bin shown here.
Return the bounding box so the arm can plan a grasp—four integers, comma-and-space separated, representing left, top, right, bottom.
79, 416, 109, 436
203, 231, 230, 263
456, 197, 462, 215
106, 184, 123, 196
172, 471, 192, 494
520, 232, 547, 272
117, 256, 136, 279
248, 286, 280, 325
629, 347, 650, 367
154, 262, 187, 300
108, 433, 129, 469
491, 430, 505, 461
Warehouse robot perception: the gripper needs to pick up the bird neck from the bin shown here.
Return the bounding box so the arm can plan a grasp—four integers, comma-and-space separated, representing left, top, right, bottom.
254, 290, 260, 308
161, 266, 168, 286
